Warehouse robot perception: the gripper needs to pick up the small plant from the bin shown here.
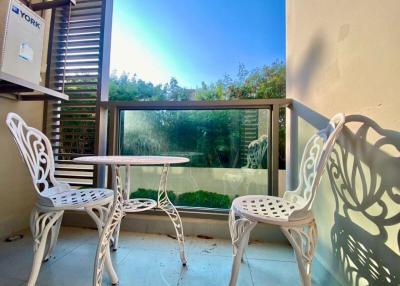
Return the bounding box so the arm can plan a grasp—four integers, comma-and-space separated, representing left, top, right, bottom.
130, 188, 177, 203
176, 190, 232, 209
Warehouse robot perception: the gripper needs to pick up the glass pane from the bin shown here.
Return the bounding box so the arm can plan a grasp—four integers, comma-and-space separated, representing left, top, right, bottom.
119, 109, 270, 209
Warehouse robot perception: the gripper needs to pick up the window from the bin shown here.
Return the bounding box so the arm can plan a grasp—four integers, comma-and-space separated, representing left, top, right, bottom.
109, 0, 286, 209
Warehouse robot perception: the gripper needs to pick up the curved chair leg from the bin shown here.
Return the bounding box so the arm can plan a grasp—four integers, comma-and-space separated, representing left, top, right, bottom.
43, 213, 63, 261
27, 207, 64, 286
112, 222, 121, 251
228, 208, 257, 286
281, 220, 318, 286
240, 228, 251, 263
157, 164, 187, 265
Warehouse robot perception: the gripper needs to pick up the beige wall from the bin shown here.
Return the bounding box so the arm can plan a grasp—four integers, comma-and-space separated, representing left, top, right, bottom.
287, 0, 400, 285
0, 1, 50, 239
0, 99, 43, 238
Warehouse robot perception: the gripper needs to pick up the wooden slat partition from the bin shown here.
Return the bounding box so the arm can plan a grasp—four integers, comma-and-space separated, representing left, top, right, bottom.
44, 0, 111, 188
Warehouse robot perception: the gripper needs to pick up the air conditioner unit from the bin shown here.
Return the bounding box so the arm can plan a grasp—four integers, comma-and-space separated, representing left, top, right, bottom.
0, 0, 45, 85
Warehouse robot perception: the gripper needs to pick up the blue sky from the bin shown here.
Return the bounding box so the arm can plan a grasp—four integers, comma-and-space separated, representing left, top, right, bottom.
110, 0, 285, 88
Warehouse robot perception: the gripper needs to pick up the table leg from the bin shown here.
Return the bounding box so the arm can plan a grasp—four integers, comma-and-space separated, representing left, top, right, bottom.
157, 164, 187, 265
112, 165, 130, 251
123, 165, 131, 201
93, 165, 123, 286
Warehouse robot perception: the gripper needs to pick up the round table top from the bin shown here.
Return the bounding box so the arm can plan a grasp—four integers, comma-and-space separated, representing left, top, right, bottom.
73, 155, 189, 165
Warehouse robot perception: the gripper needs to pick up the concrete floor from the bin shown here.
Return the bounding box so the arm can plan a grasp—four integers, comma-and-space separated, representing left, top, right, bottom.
0, 227, 303, 286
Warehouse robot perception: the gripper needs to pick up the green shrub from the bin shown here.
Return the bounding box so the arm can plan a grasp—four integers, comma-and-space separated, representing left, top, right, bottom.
176, 190, 231, 209
130, 188, 177, 203
130, 188, 232, 209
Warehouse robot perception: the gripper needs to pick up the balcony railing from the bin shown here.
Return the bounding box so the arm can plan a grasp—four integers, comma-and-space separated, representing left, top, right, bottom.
99, 99, 292, 213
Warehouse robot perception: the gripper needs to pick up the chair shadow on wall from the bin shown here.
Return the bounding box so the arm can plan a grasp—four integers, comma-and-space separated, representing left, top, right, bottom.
326, 115, 400, 285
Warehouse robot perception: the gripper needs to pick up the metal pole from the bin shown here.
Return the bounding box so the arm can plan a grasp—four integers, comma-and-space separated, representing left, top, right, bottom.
271, 104, 280, 196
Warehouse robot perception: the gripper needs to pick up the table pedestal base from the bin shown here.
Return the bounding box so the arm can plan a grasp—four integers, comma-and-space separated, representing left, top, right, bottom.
112, 164, 188, 266
124, 198, 157, 212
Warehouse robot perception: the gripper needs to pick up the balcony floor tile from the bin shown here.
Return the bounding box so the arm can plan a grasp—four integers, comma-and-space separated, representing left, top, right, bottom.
248, 258, 300, 286
0, 226, 304, 286
0, 276, 25, 286
178, 254, 253, 286
115, 248, 182, 286
186, 236, 233, 257
244, 240, 295, 262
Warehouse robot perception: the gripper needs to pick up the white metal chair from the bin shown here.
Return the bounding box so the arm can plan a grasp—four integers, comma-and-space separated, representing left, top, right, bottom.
228, 113, 345, 286
245, 134, 268, 169
6, 112, 118, 286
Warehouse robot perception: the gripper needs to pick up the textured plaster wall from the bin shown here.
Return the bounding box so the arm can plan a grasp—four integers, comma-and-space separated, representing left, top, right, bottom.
0, 100, 43, 238
286, 0, 400, 285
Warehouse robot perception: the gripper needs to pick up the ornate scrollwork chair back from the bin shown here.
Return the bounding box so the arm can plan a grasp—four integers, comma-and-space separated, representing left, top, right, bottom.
6, 112, 58, 195
283, 113, 345, 220
245, 135, 268, 169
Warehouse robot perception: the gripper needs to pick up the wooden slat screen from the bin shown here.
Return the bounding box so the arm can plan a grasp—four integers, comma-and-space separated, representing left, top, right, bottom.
44, 0, 109, 188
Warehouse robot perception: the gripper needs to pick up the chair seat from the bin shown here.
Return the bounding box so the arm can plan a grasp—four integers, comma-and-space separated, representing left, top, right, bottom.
39, 188, 114, 209
231, 195, 311, 226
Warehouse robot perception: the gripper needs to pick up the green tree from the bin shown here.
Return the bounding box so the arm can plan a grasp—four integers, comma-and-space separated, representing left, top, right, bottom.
111, 61, 286, 168
109, 61, 285, 102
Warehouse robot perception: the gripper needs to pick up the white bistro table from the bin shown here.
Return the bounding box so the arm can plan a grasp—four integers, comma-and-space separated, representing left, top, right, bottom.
73, 155, 189, 285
